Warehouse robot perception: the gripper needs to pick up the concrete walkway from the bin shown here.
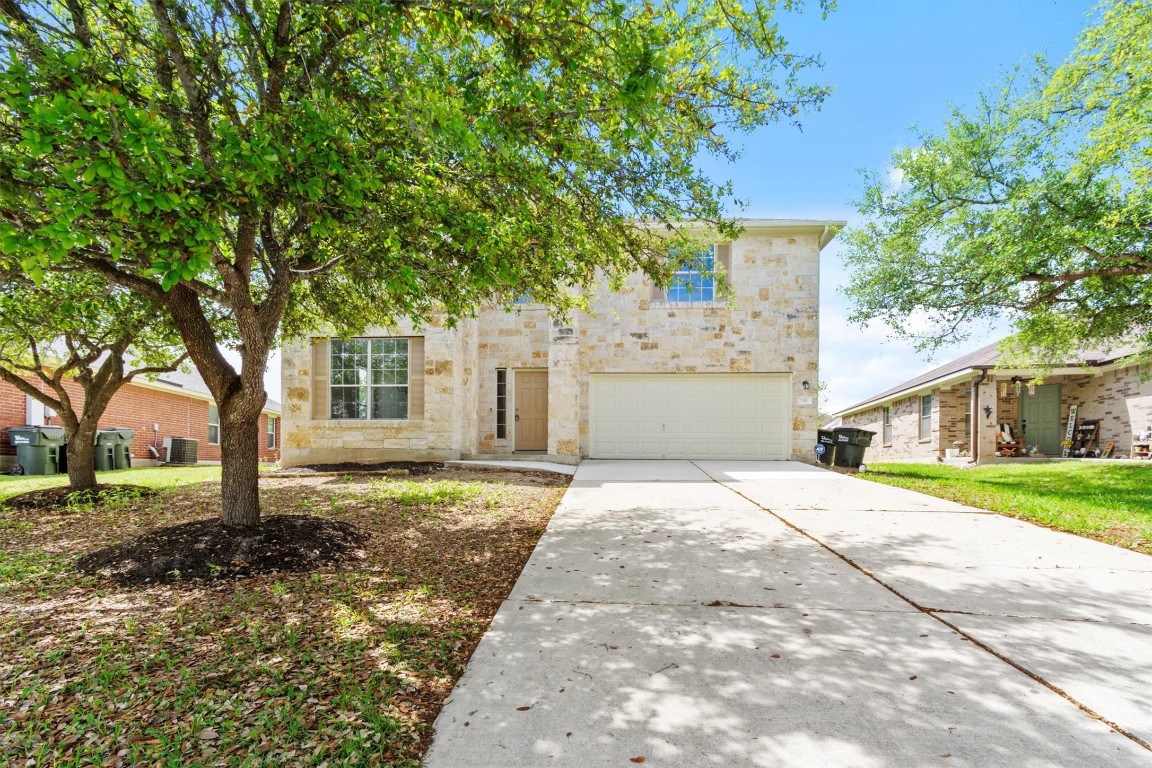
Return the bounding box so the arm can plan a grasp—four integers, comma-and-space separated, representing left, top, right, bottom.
425, 461, 1152, 767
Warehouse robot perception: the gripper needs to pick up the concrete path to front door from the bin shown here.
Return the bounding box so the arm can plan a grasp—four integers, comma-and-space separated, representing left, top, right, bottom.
424, 461, 1152, 767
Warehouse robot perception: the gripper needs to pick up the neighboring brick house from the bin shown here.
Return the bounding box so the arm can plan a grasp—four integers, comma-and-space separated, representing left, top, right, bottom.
1, 368, 281, 470
281, 219, 842, 466
834, 339, 1152, 463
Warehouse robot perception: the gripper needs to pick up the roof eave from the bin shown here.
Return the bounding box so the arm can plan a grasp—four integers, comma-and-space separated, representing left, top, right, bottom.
833, 368, 982, 417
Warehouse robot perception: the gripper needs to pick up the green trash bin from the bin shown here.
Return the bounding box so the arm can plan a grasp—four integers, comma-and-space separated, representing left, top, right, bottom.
832, 427, 876, 469
94, 434, 115, 471
95, 428, 134, 471
8, 426, 67, 475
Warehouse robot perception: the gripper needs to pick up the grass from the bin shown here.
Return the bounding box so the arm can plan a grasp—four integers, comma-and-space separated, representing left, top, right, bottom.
0, 465, 567, 766
0, 464, 223, 503
861, 461, 1152, 553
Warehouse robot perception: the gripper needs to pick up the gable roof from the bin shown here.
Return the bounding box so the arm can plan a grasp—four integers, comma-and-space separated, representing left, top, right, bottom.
139, 367, 282, 415
833, 337, 1141, 418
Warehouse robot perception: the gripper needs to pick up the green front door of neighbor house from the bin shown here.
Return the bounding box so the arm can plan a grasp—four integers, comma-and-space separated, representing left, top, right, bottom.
1020, 384, 1062, 455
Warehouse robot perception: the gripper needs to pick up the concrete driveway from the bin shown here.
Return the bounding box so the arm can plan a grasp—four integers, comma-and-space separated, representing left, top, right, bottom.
425, 460, 1152, 767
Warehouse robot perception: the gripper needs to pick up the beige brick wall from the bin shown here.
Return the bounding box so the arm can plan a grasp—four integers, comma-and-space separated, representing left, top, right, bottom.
282, 225, 826, 466
844, 366, 1152, 463
843, 386, 958, 460
1059, 366, 1152, 454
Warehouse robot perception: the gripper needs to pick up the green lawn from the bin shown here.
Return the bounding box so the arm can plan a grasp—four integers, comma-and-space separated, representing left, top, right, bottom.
0, 465, 223, 503
862, 462, 1152, 553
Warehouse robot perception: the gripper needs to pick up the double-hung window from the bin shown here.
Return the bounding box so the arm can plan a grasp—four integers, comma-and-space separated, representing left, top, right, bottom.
667, 246, 716, 303
267, 416, 277, 449
330, 338, 410, 420
919, 394, 933, 441
883, 406, 893, 445
208, 405, 220, 445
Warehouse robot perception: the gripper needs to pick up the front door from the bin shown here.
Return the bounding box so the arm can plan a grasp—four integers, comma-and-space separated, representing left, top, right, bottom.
1020, 384, 1062, 455
515, 370, 548, 451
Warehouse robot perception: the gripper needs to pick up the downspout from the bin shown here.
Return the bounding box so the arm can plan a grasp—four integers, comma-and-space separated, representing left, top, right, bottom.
971, 370, 988, 464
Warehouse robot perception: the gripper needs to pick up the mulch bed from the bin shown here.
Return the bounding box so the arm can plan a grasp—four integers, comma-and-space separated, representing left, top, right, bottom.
0, 483, 159, 510
76, 514, 370, 586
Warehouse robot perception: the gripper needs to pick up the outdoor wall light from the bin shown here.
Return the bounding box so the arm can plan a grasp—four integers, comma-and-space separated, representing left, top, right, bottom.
802, 380, 811, 390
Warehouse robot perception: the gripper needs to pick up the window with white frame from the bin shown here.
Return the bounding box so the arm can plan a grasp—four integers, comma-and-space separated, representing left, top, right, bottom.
963, 388, 972, 442
267, 416, 277, 449
667, 246, 715, 302
208, 404, 220, 445
330, 338, 409, 420
883, 406, 893, 445
919, 394, 932, 441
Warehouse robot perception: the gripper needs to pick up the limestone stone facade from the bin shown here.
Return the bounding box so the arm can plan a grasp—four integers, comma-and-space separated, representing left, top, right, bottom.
280, 220, 838, 467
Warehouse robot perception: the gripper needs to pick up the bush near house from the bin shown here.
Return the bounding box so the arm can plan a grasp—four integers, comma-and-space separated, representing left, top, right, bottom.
861, 462, 1152, 554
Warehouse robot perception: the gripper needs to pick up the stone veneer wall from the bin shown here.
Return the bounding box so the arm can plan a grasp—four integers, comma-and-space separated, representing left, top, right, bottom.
568, 229, 820, 460
282, 226, 825, 466
280, 317, 480, 466
473, 305, 552, 456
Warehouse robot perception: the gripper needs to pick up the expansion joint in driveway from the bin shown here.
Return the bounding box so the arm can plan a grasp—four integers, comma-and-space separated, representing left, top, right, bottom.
692, 462, 1152, 755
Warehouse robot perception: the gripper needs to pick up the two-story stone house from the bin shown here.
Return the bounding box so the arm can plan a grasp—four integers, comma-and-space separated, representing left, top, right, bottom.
279, 219, 841, 466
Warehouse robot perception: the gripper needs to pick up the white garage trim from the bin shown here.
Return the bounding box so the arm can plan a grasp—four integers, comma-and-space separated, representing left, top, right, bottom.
589, 373, 792, 460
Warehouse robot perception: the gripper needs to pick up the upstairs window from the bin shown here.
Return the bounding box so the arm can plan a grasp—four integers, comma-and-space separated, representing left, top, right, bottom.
330, 338, 410, 420
667, 246, 716, 303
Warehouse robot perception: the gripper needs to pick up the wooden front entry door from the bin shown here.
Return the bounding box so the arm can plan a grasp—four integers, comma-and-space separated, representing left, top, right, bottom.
1020, 384, 1062, 455
515, 370, 548, 451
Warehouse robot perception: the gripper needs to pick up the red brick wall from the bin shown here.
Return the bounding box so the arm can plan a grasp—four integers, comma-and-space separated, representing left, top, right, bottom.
0, 377, 280, 465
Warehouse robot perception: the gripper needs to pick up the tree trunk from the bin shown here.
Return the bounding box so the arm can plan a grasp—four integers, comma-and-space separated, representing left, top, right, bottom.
65, 421, 99, 491
218, 392, 264, 527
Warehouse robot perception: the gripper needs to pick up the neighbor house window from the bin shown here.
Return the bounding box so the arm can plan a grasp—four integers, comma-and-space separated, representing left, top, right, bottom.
208, 405, 220, 445
667, 246, 715, 302
883, 406, 893, 445
267, 416, 277, 449
963, 388, 972, 442
330, 338, 409, 419
919, 394, 932, 441
495, 369, 508, 439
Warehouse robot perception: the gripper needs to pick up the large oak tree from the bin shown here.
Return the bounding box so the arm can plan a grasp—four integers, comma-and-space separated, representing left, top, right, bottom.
1, 0, 831, 525
842, 0, 1151, 367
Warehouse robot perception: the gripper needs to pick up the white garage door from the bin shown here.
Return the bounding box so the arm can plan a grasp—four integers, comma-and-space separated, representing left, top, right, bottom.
589, 374, 792, 460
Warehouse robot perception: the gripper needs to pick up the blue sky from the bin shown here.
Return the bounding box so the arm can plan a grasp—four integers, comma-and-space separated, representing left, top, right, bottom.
695, 0, 1098, 413
264, 1, 1097, 408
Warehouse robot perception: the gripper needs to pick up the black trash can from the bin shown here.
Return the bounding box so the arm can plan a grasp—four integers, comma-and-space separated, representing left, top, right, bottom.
96, 428, 134, 470
832, 427, 876, 469
815, 429, 835, 465
8, 426, 67, 475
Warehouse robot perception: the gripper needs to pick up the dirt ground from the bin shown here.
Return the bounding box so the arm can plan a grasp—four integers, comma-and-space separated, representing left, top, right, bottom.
0, 465, 569, 766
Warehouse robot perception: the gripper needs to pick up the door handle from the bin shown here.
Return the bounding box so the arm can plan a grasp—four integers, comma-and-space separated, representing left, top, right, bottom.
515, 413, 520, 422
